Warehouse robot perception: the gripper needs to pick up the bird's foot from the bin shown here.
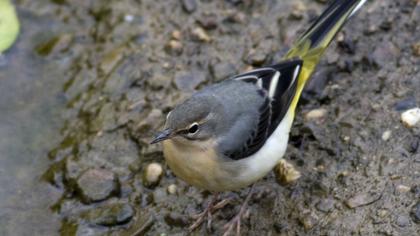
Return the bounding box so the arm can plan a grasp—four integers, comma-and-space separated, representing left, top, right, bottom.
189, 194, 230, 232
222, 185, 254, 236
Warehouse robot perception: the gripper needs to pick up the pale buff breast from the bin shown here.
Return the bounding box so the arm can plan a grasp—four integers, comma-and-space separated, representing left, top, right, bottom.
162, 138, 247, 192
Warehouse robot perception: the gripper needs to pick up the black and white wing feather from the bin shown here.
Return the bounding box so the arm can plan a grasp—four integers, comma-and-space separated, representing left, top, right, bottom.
225, 59, 302, 160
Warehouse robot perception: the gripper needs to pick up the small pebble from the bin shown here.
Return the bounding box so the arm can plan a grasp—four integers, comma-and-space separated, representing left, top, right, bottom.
164, 212, 189, 227
345, 192, 381, 209
411, 202, 420, 223
124, 14, 134, 22
290, 1, 306, 20
181, 0, 197, 13
377, 209, 389, 218
76, 169, 120, 203
167, 184, 177, 194
395, 215, 410, 227
305, 108, 327, 121
411, 185, 420, 198
394, 96, 416, 111
166, 40, 183, 54
191, 27, 211, 42
396, 185, 411, 193
316, 199, 335, 212
171, 30, 182, 40
381, 130, 392, 141
245, 49, 267, 66
401, 108, 420, 128
197, 13, 218, 30
82, 203, 134, 226
210, 62, 237, 81
412, 42, 420, 56
275, 159, 301, 185
144, 163, 163, 187
299, 212, 319, 230
408, 138, 419, 153
174, 70, 206, 91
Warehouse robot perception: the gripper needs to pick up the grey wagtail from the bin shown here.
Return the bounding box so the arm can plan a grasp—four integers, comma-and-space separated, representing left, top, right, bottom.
151, 0, 367, 234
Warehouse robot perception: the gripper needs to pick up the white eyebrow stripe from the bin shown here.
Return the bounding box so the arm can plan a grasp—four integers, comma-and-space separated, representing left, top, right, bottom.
268, 71, 280, 98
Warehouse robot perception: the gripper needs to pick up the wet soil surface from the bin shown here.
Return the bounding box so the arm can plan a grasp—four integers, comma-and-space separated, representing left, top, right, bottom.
4, 0, 420, 235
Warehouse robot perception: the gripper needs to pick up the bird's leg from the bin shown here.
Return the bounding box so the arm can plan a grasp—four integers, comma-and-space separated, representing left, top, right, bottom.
189, 193, 231, 232
223, 185, 254, 236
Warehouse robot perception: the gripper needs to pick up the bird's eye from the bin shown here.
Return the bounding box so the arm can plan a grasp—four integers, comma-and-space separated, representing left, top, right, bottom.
188, 123, 199, 134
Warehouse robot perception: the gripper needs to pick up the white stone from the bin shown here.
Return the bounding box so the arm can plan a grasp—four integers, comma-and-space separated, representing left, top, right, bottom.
305, 108, 327, 121
401, 108, 420, 128
167, 184, 177, 194
396, 185, 411, 193
144, 163, 163, 186
381, 130, 392, 141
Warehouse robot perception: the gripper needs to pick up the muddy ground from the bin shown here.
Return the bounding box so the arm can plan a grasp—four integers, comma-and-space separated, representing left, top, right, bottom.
8, 0, 420, 235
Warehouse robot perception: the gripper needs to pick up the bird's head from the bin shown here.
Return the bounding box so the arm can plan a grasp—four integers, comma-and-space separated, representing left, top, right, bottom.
150, 94, 222, 145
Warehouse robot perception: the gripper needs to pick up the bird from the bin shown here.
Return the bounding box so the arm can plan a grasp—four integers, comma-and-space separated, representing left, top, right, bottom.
151, 0, 367, 234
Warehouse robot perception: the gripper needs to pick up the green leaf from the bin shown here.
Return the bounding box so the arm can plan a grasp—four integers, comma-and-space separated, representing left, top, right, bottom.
0, 0, 20, 53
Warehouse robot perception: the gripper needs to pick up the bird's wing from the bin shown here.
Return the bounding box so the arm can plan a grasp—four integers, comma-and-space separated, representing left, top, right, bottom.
224, 59, 302, 160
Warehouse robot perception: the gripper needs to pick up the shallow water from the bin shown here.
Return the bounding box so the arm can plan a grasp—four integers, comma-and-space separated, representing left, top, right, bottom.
0, 10, 65, 236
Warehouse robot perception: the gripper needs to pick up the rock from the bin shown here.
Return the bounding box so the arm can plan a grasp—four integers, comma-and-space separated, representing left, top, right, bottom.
395, 215, 410, 227
197, 13, 218, 30
164, 212, 189, 227
82, 203, 134, 226
99, 47, 125, 75
144, 163, 163, 187
411, 202, 420, 223
345, 192, 381, 209
305, 108, 327, 121
167, 184, 177, 194
299, 211, 319, 230
275, 159, 301, 185
394, 96, 416, 111
371, 41, 400, 68
165, 40, 183, 55
181, 0, 197, 14
316, 198, 335, 213
412, 42, 420, 57
411, 185, 420, 198
396, 185, 411, 193
191, 27, 211, 42
148, 73, 172, 90
408, 137, 419, 153
35, 33, 73, 56
137, 109, 163, 138
210, 62, 237, 81
174, 70, 206, 91
171, 30, 182, 40
290, 1, 306, 20
401, 108, 420, 128
381, 130, 392, 141
76, 169, 120, 203
245, 48, 267, 66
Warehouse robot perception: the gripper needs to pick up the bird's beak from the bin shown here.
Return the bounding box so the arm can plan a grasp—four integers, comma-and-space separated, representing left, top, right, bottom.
150, 129, 173, 144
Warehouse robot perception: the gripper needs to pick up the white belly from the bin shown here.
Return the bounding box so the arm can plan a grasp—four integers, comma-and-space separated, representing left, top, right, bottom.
236, 109, 294, 186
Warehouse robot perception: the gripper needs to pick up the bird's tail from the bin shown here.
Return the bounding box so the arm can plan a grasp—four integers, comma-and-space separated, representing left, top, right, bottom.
286, 0, 366, 110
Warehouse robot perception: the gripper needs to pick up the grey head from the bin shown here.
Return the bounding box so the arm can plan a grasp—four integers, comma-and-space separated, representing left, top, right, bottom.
150, 89, 223, 144
150, 80, 265, 155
